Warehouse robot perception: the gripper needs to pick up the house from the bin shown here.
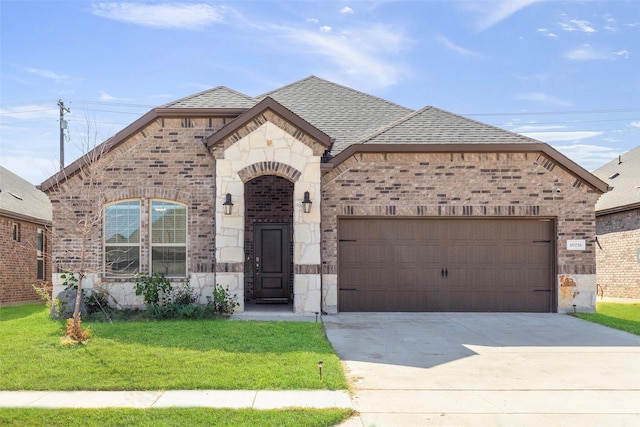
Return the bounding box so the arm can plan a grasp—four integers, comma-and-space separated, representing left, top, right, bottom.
0, 166, 52, 305
41, 76, 607, 313
593, 146, 640, 300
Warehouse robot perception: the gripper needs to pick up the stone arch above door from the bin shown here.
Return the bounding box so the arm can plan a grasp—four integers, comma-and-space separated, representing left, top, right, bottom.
237, 161, 302, 183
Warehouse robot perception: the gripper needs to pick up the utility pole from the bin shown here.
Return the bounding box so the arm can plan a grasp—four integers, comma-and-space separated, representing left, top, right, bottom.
58, 99, 70, 170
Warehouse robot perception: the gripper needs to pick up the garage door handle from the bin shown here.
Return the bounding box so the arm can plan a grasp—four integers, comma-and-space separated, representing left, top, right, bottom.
340, 288, 357, 291
441, 268, 448, 278
533, 289, 551, 292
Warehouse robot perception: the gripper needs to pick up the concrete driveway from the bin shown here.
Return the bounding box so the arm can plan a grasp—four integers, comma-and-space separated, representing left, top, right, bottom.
323, 313, 640, 426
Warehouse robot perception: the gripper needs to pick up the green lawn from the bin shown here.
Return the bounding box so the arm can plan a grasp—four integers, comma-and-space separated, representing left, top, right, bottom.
0, 304, 347, 391
575, 302, 640, 336
0, 408, 355, 427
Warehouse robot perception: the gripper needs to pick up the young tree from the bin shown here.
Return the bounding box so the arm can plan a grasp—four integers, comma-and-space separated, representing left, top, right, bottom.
43, 118, 116, 342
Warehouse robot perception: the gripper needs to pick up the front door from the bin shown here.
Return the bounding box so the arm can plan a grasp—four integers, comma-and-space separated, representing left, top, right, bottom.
253, 223, 290, 301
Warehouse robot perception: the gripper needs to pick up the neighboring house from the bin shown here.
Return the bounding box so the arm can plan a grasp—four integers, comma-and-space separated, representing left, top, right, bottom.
593, 146, 640, 300
0, 166, 52, 305
41, 76, 607, 314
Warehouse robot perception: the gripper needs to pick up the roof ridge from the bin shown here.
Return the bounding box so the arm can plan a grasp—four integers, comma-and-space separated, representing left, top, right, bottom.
162, 86, 253, 108
257, 75, 411, 111
427, 106, 544, 144
358, 106, 433, 144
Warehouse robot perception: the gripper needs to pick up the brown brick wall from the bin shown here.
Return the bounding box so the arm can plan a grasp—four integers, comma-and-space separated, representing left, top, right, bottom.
0, 215, 51, 304
596, 208, 640, 299
321, 151, 601, 276
48, 117, 221, 277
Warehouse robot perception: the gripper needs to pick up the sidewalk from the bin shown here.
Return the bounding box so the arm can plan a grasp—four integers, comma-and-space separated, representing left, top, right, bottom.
0, 390, 353, 410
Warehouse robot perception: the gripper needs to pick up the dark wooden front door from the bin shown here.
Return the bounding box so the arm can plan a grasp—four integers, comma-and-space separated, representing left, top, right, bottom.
253, 223, 290, 301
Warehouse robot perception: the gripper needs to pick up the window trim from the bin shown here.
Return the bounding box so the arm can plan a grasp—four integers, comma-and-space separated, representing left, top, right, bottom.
12, 223, 20, 242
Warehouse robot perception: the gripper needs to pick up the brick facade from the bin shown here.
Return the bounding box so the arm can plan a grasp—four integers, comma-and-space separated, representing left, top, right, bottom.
0, 215, 51, 305
596, 208, 640, 299
321, 151, 601, 312
45, 112, 603, 313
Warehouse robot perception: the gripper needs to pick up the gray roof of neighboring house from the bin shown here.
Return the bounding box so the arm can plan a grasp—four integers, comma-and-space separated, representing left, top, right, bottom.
0, 166, 52, 223
360, 106, 539, 145
593, 145, 640, 214
163, 86, 256, 109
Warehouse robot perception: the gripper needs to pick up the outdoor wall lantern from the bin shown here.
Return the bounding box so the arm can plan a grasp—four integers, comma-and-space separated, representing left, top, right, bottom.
223, 193, 233, 215
302, 191, 312, 213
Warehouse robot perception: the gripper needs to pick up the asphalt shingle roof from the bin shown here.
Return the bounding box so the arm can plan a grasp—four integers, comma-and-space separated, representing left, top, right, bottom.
0, 166, 52, 223
593, 145, 640, 213
256, 76, 413, 154
360, 106, 539, 145
163, 86, 256, 109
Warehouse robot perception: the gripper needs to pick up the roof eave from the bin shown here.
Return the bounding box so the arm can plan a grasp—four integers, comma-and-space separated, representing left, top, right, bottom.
0, 209, 52, 226
596, 201, 640, 216
324, 143, 609, 193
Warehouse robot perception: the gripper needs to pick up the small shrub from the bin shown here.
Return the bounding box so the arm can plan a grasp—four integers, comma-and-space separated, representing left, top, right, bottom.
84, 288, 111, 314
133, 272, 173, 307
171, 281, 198, 305
210, 284, 239, 316
60, 271, 79, 291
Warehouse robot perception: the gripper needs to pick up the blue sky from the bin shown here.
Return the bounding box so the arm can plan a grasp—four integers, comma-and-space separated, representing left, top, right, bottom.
1, 0, 639, 185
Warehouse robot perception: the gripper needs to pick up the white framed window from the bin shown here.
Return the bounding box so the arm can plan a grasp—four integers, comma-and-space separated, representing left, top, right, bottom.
104, 200, 140, 275
150, 200, 187, 277
37, 228, 45, 280
12, 223, 20, 242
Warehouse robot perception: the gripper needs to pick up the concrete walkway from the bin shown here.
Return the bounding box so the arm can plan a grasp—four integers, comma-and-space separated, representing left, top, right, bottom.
324, 313, 640, 427
0, 390, 353, 410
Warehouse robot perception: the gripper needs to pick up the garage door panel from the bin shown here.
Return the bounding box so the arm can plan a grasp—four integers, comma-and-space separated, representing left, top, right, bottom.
339, 218, 554, 312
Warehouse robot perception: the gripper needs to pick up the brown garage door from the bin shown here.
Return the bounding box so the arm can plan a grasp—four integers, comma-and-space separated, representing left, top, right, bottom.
338, 218, 554, 312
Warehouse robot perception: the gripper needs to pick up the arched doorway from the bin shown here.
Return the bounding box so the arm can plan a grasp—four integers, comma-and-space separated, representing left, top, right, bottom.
244, 175, 294, 307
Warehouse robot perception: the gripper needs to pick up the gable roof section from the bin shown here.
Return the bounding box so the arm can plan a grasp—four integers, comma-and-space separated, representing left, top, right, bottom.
163, 86, 256, 109
206, 97, 332, 153
359, 106, 540, 145
593, 145, 640, 214
0, 166, 52, 223
256, 76, 413, 154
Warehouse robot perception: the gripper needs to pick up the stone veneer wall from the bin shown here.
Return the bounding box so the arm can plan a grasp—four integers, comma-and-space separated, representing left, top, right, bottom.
49, 116, 222, 306
596, 207, 640, 299
321, 151, 602, 313
0, 215, 51, 305
213, 120, 323, 313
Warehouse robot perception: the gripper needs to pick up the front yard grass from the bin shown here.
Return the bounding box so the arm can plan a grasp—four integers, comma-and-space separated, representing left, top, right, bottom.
0, 304, 347, 391
575, 302, 640, 336
0, 408, 355, 427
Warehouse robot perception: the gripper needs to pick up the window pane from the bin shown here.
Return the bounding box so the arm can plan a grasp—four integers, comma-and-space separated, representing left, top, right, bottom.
151, 201, 186, 244
105, 201, 140, 244
152, 247, 186, 276
105, 246, 140, 274
37, 259, 44, 281
37, 229, 44, 253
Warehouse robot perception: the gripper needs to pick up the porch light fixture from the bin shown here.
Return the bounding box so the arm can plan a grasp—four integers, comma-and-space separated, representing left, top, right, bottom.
223, 193, 233, 215
302, 191, 312, 213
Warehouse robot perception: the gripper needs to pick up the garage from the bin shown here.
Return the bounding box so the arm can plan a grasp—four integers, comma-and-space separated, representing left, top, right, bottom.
338, 218, 555, 312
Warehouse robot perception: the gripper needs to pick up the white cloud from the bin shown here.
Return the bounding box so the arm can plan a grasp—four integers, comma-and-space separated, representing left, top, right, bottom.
559, 19, 596, 33
98, 91, 118, 101
564, 44, 612, 61
276, 23, 412, 88
550, 143, 620, 171
25, 67, 70, 82
340, 7, 354, 15
91, 2, 225, 29
536, 28, 558, 39
320, 26, 332, 33
462, 0, 543, 31
516, 92, 572, 107
306, 18, 319, 24
614, 49, 629, 59
630, 121, 640, 128
520, 130, 602, 142
512, 124, 567, 132
436, 35, 479, 57
0, 104, 59, 120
